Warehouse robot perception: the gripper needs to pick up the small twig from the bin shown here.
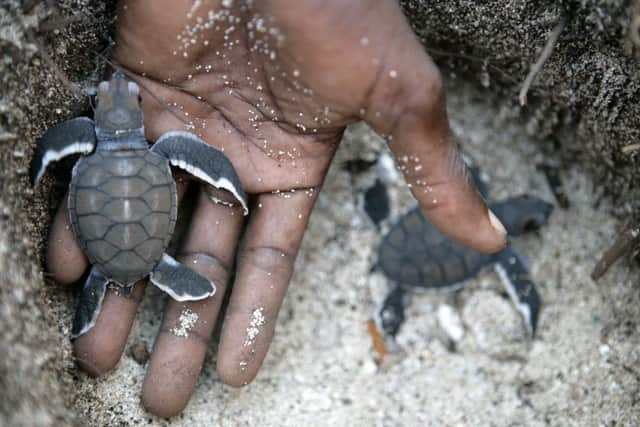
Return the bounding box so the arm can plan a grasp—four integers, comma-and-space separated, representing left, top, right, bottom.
621, 143, 640, 155
591, 221, 640, 281
519, 17, 566, 106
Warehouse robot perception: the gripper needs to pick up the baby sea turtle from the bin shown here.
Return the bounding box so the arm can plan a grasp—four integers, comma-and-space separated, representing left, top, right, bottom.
374, 169, 553, 343
31, 71, 248, 338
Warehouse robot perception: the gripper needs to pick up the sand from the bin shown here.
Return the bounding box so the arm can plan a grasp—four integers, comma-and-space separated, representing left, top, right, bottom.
1, 2, 639, 425
62, 81, 640, 426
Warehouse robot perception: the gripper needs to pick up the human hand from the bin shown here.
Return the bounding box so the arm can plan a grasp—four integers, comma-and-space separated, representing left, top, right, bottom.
46, 0, 507, 417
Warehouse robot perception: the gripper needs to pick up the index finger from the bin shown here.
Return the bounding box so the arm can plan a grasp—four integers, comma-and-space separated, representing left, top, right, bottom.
365, 46, 506, 253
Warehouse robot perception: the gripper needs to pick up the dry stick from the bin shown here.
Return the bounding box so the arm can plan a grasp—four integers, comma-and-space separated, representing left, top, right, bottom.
519, 17, 566, 107
591, 222, 640, 281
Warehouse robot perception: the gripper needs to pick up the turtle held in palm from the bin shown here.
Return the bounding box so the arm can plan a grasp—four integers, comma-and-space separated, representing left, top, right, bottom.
31, 71, 248, 338
374, 167, 553, 342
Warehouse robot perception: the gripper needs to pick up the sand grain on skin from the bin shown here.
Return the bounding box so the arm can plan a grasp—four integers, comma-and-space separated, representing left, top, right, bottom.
171, 308, 199, 338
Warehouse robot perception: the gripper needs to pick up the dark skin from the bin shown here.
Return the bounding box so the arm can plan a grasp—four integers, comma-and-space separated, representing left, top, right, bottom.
47, 0, 507, 418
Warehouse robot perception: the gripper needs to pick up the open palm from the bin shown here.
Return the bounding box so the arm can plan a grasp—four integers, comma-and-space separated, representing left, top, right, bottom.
47, 0, 506, 418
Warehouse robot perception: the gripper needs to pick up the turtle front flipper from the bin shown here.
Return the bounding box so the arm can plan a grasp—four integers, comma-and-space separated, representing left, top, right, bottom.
72, 267, 109, 339
150, 131, 248, 214
493, 246, 541, 338
149, 253, 216, 301
30, 117, 96, 186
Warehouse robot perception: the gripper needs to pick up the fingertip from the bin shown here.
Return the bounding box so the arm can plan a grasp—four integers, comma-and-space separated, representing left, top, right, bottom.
461, 211, 507, 254
216, 355, 258, 388
476, 226, 508, 254
485, 209, 508, 251
73, 333, 122, 377
142, 392, 184, 419
142, 361, 195, 419
73, 284, 145, 377
418, 188, 507, 255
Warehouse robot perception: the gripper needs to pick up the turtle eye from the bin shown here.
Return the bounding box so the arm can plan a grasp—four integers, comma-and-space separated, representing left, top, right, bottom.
98, 81, 109, 92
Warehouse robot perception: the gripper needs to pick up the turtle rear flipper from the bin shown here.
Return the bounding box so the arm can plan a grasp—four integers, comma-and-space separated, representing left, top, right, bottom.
150, 253, 216, 301
30, 117, 96, 186
72, 267, 109, 339
151, 131, 248, 214
493, 246, 541, 338
377, 284, 410, 339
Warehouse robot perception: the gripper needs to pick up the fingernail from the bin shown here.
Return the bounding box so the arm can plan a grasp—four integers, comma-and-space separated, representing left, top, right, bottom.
488, 209, 507, 236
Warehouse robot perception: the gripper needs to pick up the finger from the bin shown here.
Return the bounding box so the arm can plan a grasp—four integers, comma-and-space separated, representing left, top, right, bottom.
47, 194, 88, 285
74, 280, 146, 376
73, 178, 190, 377
216, 187, 318, 386
363, 20, 507, 253
142, 188, 244, 418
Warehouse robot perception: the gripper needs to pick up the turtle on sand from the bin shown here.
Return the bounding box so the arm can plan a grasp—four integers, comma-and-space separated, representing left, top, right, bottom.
373, 166, 553, 345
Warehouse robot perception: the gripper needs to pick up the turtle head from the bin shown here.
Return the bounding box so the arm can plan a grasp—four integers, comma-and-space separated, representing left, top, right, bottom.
94, 71, 145, 142
489, 194, 554, 237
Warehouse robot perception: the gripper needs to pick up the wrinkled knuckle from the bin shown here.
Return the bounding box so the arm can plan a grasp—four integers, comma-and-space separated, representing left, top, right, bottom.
239, 245, 294, 278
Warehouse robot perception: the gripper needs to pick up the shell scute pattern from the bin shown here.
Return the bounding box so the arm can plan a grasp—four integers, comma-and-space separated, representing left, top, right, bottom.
76, 214, 113, 240
101, 176, 150, 198
101, 152, 148, 176
379, 206, 494, 289
141, 212, 172, 238
69, 150, 177, 285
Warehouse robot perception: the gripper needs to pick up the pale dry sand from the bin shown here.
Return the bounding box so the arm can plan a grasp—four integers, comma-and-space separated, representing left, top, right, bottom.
69, 82, 640, 426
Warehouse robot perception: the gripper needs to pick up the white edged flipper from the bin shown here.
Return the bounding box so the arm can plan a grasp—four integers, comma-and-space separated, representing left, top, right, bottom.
493, 246, 541, 338
30, 117, 96, 186
71, 267, 108, 339
150, 253, 216, 301
376, 283, 410, 339
151, 131, 248, 214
